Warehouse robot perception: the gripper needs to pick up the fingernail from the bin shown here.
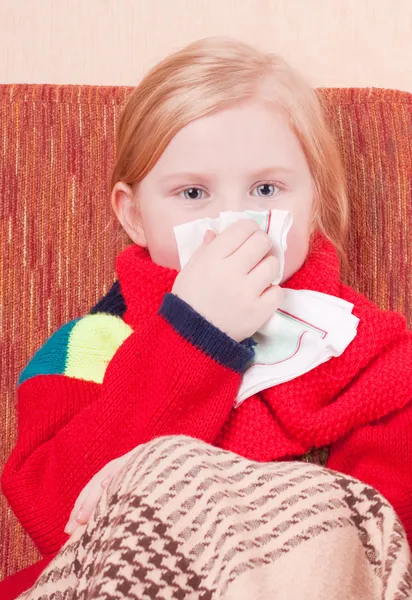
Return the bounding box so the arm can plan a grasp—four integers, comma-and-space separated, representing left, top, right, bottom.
101, 476, 111, 488
75, 510, 85, 523
203, 230, 215, 244
64, 520, 76, 535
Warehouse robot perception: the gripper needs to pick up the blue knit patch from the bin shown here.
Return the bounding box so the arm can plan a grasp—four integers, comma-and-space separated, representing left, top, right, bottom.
89, 280, 126, 318
18, 318, 82, 386
159, 293, 254, 374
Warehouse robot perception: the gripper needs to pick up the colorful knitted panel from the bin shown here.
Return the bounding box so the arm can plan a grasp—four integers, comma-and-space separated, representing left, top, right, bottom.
18, 314, 132, 387
1, 84, 411, 579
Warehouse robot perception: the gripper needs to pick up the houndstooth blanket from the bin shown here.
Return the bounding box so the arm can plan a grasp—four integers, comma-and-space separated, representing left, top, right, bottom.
18, 436, 412, 599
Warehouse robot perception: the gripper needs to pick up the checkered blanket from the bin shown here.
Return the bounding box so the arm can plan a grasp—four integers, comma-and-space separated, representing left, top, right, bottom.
18, 436, 412, 599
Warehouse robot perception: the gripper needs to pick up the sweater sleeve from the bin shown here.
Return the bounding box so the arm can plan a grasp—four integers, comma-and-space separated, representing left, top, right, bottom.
1, 293, 253, 556
327, 401, 412, 548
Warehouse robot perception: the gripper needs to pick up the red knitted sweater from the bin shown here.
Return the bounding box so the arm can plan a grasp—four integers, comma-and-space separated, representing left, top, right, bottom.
2, 234, 412, 565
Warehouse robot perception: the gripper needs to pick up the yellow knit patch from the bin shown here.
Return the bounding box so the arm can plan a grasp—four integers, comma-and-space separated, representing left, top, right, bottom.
65, 313, 133, 384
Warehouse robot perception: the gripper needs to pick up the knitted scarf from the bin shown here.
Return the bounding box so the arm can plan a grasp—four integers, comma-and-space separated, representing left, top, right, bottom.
116, 233, 412, 460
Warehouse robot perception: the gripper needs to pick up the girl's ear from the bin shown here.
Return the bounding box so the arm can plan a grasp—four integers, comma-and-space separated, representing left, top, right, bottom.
111, 182, 147, 247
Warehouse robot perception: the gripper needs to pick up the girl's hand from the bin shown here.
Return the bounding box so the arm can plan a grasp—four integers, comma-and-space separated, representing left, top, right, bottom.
172, 219, 283, 342
64, 448, 137, 536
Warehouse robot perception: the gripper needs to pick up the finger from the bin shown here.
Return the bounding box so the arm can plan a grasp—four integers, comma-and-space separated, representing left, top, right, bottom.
68, 473, 96, 519
211, 219, 260, 258
187, 229, 217, 265
101, 475, 112, 489
65, 483, 102, 533
71, 460, 115, 512
67, 488, 87, 525
260, 281, 284, 308
65, 479, 105, 534
232, 230, 273, 273
248, 255, 281, 294
203, 229, 216, 245
65, 519, 86, 536
64, 519, 78, 535
64, 506, 86, 534
75, 484, 103, 524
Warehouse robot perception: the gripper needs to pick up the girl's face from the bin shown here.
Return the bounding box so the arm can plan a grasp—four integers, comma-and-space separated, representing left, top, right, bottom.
112, 100, 315, 282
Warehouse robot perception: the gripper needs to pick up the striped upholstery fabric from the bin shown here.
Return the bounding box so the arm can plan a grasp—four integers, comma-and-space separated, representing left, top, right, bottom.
0, 84, 411, 580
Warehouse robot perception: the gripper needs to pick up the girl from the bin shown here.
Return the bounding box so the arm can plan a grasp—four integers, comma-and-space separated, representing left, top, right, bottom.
2, 37, 412, 598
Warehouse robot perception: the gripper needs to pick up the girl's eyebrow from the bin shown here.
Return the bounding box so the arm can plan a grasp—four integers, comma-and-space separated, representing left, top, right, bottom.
159, 172, 213, 184
250, 166, 296, 177
159, 166, 295, 184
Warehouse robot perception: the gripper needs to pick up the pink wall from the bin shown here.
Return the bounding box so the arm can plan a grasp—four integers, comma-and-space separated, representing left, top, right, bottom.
1, 0, 411, 92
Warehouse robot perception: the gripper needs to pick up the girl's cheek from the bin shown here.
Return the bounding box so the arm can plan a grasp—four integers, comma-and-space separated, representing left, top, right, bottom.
164, 245, 182, 271
149, 232, 182, 271
282, 226, 310, 281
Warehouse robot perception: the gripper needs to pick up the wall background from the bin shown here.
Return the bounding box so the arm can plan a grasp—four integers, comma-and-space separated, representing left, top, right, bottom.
1, 0, 411, 92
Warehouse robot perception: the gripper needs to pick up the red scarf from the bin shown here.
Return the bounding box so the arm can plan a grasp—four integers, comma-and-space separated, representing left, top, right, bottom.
117, 233, 412, 461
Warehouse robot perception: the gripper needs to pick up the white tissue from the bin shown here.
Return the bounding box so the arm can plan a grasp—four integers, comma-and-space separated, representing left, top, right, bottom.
173, 210, 359, 407
174, 209, 293, 285
237, 289, 359, 407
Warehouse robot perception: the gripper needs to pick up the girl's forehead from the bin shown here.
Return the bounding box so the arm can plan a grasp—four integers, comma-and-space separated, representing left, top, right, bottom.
151, 102, 306, 176
171, 101, 292, 141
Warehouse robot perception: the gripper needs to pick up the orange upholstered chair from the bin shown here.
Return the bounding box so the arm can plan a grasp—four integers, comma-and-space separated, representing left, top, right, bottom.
1, 84, 411, 594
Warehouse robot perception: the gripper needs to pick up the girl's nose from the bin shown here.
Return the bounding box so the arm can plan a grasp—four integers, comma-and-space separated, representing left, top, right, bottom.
220, 196, 248, 213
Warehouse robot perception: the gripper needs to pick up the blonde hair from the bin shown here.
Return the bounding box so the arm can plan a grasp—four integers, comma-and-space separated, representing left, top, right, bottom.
110, 36, 348, 259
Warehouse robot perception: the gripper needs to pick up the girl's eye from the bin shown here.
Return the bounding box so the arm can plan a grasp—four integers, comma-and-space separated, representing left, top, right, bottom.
179, 187, 205, 201
251, 183, 280, 197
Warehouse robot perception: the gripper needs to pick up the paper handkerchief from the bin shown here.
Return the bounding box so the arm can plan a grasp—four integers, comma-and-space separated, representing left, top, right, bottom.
236, 289, 359, 407
174, 209, 293, 285
173, 209, 359, 407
